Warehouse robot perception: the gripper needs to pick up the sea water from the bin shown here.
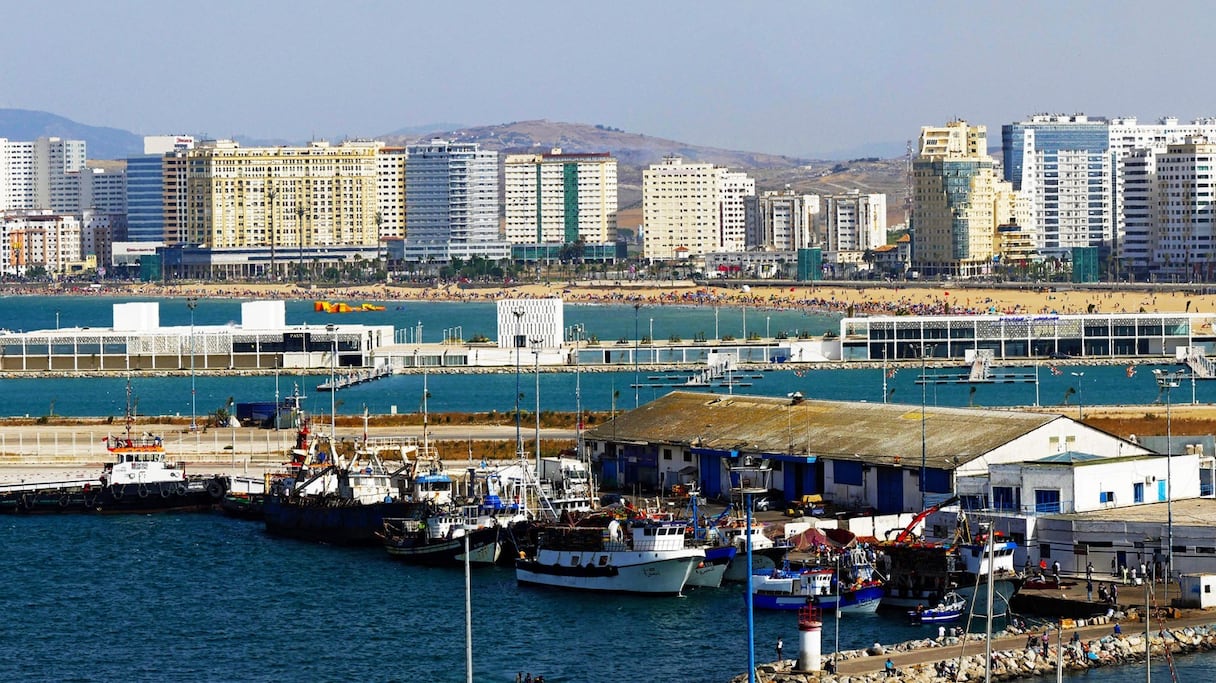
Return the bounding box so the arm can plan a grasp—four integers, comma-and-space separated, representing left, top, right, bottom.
3, 514, 1213, 682
0, 297, 1201, 417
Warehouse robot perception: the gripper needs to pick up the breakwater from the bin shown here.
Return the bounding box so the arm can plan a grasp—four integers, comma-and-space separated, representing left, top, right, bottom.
740, 618, 1216, 682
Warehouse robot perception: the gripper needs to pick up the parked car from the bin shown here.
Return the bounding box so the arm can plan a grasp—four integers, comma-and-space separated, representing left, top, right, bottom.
754, 492, 784, 512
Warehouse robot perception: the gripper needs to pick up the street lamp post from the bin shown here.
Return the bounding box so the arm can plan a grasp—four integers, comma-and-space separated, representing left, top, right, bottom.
1154, 369, 1183, 587
187, 297, 198, 431
326, 323, 337, 437
633, 303, 640, 408
297, 203, 307, 284
920, 342, 936, 509
532, 337, 543, 475
1070, 371, 1085, 420
649, 317, 653, 345
513, 309, 524, 457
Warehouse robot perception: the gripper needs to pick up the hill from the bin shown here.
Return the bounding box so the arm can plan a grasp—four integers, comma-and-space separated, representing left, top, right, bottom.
386, 119, 907, 214
0, 109, 144, 160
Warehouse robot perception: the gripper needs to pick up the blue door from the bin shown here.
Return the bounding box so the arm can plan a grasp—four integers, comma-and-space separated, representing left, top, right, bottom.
699, 453, 722, 497
784, 465, 799, 498
1158, 480, 1167, 502
876, 467, 904, 514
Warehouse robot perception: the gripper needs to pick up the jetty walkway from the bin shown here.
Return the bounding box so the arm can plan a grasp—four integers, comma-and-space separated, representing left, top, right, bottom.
737, 572, 1213, 683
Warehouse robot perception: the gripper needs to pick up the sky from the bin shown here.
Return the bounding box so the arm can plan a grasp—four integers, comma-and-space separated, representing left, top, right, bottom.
4, 1, 1216, 159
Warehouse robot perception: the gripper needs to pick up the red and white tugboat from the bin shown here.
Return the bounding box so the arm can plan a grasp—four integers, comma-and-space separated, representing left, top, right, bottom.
0, 381, 229, 514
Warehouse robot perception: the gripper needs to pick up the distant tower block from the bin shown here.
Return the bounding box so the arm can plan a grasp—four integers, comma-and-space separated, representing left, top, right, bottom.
796, 603, 822, 672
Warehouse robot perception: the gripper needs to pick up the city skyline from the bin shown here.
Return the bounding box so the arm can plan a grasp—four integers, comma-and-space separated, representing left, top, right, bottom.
5, 1, 1216, 159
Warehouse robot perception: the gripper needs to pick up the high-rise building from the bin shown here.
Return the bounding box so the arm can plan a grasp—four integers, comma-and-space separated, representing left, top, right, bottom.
1002, 115, 1111, 253
503, 149, 618, 245
822, 190, 887, 256
0, 137, 85, 212
376, 147, 407, 241
749, 190, 817, 250
404, 140, 507, 261
80, 162, 127, 215
913, 121, 1019, 277
1123, 137, 1216, 281
127, 135, 195, 243
641, 156, 755, 260
186, 140, 381, 255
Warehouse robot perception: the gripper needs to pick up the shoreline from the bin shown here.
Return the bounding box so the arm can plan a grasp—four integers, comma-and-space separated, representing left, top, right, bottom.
740, 616, 1216, 682
4, 278, 1211, 317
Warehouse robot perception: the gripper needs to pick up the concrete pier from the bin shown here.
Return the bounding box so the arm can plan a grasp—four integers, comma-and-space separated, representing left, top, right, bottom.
735, 611, 1216, 682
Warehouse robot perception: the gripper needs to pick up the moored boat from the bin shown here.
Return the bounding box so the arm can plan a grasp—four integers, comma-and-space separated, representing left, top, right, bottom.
907, 590, 966, 624
0, 382, 228, 515
380, 505, 503, 566
750, 548, 884, 611
516, 517, 704, 595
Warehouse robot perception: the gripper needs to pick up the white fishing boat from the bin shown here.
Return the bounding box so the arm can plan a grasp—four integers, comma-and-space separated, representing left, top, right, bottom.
515, 517, 704, 595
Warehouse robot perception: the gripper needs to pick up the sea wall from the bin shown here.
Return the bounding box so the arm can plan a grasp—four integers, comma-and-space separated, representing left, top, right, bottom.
735, 622, 1216, 683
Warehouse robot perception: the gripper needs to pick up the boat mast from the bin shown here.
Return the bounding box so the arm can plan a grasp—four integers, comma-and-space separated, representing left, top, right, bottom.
984, 524, 995, 683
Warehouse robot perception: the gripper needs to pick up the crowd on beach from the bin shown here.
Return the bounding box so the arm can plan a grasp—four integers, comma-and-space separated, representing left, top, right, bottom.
3, 279, 1200, 318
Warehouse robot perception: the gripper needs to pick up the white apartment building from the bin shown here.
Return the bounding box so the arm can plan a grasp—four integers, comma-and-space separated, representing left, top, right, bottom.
749, 190, 818, 250
0, 137, 86, 213
404, 140, 508, 261
504, 149, 618, 245
719, 171, 755, 252
376, 147, 407, 240
822, 190, 887, 259
1, 212, 83, 276
1147, 137, 1216, 280
81, 162, 127, 215
641, 156, 754, 260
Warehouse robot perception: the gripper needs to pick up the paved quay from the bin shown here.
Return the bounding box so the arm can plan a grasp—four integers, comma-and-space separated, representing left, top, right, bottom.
735, 575, 1215, 683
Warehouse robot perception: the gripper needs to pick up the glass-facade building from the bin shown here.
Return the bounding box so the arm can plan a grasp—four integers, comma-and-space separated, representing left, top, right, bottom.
125, 155, 164, 242
1002, 118, 1113, 253
839, 313, 1214, 361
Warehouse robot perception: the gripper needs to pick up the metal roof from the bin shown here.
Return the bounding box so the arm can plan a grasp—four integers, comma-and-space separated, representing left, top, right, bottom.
586, 390, 1065, 469
1033, 451, 1105, 464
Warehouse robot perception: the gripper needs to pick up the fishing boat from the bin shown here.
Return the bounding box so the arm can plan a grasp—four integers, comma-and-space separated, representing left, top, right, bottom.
907, 590, 966, 624
380, 505, 503, 566
0, 381, 228, 514
877, 503, 1023, 611
515, 517, 705, 595
262, 420, 419, 545
685, 544, 737, 588
750, 548, 884, 611
714, 522, 791, 583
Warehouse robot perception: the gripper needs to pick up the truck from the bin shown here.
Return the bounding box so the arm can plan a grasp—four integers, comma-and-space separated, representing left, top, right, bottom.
539, 456, 591, 499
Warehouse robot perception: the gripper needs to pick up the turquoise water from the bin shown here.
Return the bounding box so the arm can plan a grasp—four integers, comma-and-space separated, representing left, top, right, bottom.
0, 297, 1201, 417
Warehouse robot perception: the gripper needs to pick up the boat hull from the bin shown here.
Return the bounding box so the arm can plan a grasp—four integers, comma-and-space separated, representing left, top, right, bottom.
263, 496, 419, 546
752, 583, 884, 612
384, 526, 502, 566
685, 545, 736, 588
0, 477, 228, 515
722, 545, 789, 583
881, 578, 1020, 612
516, 549, 702, 595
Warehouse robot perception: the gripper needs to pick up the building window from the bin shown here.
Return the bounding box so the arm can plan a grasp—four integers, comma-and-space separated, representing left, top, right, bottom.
1040, 543, 1051, 559
662, 448, 672, 461
683, 451, 691, 462
1133, 482, 1144, 503
1099, 491, 1115, 504
1034, 489, 1061, 514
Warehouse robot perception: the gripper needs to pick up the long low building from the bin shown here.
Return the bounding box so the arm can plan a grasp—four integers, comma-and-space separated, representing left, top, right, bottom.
839, 312, 1216, 362
583, 390, 1147, 515
0, 301, 392, 372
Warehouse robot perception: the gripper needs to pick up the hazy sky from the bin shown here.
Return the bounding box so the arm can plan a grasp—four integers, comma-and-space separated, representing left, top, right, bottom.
4, 1, 1216, 158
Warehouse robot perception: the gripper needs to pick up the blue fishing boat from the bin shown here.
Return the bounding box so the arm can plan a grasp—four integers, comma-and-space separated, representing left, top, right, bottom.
907, 591, 966, 624
750, 548, 884, 611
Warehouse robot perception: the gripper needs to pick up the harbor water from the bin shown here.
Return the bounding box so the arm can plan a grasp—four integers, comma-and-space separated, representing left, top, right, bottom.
4, 513, 1214, 682
0, 297, 1206, 417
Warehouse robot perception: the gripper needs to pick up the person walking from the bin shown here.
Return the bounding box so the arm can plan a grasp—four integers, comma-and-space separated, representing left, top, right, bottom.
1086, 578, 1093, 602
1086, 561, 1094, 581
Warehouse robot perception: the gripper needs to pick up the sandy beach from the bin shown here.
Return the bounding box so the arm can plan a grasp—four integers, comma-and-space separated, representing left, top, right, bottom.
31, 278, 1215, 318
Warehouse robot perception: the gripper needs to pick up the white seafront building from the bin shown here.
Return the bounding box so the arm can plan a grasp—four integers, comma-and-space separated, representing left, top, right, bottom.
0, 300, 392, 372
